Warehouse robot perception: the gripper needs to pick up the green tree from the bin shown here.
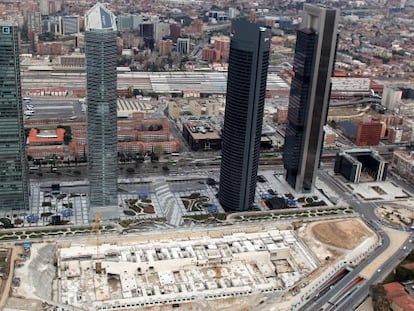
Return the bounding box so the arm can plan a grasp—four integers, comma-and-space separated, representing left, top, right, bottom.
371, 285, 390, 311
395, 266, 414, 282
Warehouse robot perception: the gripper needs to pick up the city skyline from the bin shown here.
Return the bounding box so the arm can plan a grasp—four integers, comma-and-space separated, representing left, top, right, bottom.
219, 19, 271, 212
0, 22, 29, 210
283, 4, 339, 193
0, 1, 413, 310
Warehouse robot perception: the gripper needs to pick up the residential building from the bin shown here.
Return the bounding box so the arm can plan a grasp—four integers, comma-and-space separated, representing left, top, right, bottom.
383, 282, 414, 311
355, 116, 383, 146
393, 150, 414, 183
157, 39, 173, 56
388, 126, 412, 143
283, 4, 339, 193
0, 22, 29, 210
213, 36, 230, 60
275, 106, 289, 124
202, 47, 220, 62
219, 19, 271, 212
170, 24, 181, 43
85, 3, 118, 212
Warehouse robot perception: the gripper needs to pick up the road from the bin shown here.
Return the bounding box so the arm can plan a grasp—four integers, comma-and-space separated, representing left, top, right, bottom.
298, 167, 414, 311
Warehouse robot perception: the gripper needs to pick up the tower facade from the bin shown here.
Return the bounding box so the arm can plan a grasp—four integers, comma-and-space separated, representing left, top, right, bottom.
283, 4, 339, 193
219, 20, 271, 212
0, 23, 29, 210
85, 4, 118, 209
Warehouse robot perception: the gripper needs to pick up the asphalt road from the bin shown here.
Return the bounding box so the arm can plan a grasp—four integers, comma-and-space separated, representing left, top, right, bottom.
299, 168, 414, 311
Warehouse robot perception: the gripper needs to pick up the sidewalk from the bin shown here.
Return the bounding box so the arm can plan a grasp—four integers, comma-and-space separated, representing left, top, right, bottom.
360, 227, 409, 279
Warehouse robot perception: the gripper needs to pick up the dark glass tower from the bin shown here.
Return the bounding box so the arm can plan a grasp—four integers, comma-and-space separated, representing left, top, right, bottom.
283, 4, 339, 193
0, 23, 29, 210
85, 3, 118, 211
219, 20, 271, 212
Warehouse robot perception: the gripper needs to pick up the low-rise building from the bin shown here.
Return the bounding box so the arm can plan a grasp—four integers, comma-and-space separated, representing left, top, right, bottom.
334, 149, 388, 183
383, 282, 414, 311
393, 150, 414, 183
182, 120, 221, 151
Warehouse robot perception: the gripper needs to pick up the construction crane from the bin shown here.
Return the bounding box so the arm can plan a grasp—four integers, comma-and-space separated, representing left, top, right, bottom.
90, 212, 102, 274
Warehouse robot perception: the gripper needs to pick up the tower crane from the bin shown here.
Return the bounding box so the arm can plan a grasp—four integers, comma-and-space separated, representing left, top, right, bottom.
90, 212, 102, 274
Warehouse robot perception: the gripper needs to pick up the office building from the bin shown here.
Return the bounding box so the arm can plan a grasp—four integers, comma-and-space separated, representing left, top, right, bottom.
85, 3, 118, 212
62, 16, 79, 35
334, 149, 388, 183
218, 20, 271, 212
0, 23, 29, 210
154, 22, 170, 41
283, 4, 339, 193
140, 22, 154, 38
177, 37, 190, 54
118, 14, 133, 31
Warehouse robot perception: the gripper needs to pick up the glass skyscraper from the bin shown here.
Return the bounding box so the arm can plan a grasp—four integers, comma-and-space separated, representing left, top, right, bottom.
283, 4, 339, 193
85, 3, 118, 211
0, 22, 29, 210
219, 20, 271, 212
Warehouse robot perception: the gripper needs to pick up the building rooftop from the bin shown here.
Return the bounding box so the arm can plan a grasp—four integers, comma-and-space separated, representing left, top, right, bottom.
85, 3, 117, 32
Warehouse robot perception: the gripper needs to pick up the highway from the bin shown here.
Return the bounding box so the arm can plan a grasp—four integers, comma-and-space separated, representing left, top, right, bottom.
298, 169, 414, 311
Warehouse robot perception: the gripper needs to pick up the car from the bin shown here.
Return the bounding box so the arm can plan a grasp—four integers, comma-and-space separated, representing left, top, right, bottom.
377, 268, 381, 273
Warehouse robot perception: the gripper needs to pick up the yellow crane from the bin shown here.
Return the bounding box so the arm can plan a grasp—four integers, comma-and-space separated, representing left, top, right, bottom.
90, 212, 102, 274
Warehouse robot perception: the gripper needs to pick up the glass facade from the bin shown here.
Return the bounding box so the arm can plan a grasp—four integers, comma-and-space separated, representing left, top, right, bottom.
283, 5, 338, 193
0, 23, 29, 210
86, 4, 118, 208
219, 20, 270, 212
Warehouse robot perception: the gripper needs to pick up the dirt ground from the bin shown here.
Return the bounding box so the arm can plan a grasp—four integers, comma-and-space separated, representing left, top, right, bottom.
376, 204, 414, 227
310, 219, 373, 250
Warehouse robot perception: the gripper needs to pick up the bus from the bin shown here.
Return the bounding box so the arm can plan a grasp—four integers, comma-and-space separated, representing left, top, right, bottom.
23, 97, 31, 102
171, 153, 180, 157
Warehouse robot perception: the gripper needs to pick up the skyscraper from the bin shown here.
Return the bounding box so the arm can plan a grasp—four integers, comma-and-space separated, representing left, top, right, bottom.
0, 22, 29, 210
85, 3, 118, 212
283, 4, 339, 193
219, 20, 271, 212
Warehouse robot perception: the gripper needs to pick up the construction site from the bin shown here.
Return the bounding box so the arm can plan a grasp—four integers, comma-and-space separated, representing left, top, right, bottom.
5, 217, 377, 311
